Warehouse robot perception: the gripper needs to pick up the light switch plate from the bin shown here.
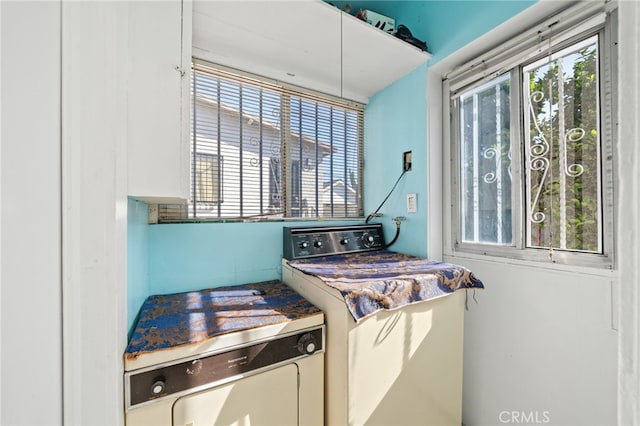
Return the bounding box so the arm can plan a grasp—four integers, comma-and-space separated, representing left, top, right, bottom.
406, 193, 417, 213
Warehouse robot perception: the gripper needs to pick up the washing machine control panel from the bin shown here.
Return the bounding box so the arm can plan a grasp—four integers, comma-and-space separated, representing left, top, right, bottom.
283, 224, 385, 259
125, 326, 324, 410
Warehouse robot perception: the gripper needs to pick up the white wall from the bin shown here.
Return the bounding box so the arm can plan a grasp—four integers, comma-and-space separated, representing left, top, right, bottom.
428, 1, 639, 424
61, 2, 128, 424
1, 2, 130, 423
456, 259, 616, 425
0, 1, 63, 424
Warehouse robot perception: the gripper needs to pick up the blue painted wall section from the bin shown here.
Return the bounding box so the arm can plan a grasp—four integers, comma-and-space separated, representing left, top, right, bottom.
147, 220, 359, 296
147, 221, 284, 295
412, 1, 536, 63
127, 198, 150, 334
364, 63, 428, 257
362, 0, 534, 257
328, 1, 535, 62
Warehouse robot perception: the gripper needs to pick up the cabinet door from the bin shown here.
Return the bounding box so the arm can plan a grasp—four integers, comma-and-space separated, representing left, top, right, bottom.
127, 0, 190, 203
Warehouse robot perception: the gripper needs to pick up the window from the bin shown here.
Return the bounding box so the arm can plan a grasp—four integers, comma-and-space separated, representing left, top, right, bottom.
194, 153, 222, 205
458, 74, 513, 246
185, 60, 364, 221
447, 3, 616, 266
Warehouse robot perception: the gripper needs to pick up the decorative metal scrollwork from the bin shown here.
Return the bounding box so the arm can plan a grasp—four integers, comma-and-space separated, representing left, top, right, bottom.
528, 91, 551, 224
482, 145, 513, 184
563, 128, 585, 177
527, 91, 587, 225
482, 147, 498, 184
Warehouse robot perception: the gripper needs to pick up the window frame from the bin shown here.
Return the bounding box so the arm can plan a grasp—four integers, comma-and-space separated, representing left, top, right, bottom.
185, 60, 365, 222
193, 152, 223, 206
446, 2, 617, 268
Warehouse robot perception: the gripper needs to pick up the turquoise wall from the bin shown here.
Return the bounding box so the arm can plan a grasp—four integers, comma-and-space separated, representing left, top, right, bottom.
364, 63, 428, 257
147, 222, 283, 294
146, 219, 361, 296
363, 0, 535, 257
127, 1, 535, 330
410, 1, 536, 63
329, 1, 535, 61
127, 198, 149, 334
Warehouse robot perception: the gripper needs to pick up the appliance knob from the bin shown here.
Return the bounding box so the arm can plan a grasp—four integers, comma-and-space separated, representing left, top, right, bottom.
362, 233, 375, 247
340, 238, 349, 245
298, 241, 309, 249
297, 333, 318, 355
151, 379, 166, 396
313, 240, 323, 248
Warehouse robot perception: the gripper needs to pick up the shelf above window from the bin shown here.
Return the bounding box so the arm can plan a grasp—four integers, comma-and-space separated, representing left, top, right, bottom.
192, 0, 430, 104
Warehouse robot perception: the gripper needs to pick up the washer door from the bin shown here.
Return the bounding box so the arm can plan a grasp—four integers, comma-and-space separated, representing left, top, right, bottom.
173, 363, 299, 426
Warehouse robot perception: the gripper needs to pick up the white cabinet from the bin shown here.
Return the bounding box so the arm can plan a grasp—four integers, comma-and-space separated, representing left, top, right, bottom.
127, 0, 192, 204
192, 0, 430, 104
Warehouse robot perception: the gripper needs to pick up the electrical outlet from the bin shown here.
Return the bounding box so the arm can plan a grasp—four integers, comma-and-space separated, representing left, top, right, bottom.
403, 151, 412, 172
407, 193, 417, 213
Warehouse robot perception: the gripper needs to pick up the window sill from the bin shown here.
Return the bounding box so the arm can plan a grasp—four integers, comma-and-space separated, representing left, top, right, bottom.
445, 245, 616, 277
152, 217, 366, 225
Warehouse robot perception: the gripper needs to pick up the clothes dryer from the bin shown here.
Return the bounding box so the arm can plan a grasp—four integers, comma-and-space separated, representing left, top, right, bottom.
124, 280, 324, 426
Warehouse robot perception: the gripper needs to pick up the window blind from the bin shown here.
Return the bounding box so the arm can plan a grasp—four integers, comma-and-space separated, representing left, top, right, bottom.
163, 60, 364, 222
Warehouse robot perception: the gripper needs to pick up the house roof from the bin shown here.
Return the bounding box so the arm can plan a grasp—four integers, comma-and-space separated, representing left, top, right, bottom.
196, 94, 335, 155
321, 179, 357, 205
323, 179, 357, 193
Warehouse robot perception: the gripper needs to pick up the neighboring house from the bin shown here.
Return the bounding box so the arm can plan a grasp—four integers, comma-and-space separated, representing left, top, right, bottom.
193, 94, 358, 219
322, 179, 359, 217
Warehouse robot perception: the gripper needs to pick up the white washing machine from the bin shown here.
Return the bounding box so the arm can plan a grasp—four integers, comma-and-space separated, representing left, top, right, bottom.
124, 280, 325, 426
282, 224, 481, 426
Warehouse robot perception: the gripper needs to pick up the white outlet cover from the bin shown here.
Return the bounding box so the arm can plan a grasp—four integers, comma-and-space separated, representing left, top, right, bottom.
407, 193, 417, 213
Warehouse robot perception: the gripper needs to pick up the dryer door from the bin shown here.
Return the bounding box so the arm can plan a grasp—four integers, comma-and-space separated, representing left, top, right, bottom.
173, 363, 299, 426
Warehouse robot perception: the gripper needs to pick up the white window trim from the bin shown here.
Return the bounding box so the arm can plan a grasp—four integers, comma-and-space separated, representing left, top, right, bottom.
172, 60, 365, 222
442, 1, 617, 269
